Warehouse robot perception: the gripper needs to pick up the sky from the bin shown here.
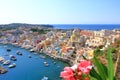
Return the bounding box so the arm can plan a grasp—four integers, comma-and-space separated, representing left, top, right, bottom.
0, 0, 120, 24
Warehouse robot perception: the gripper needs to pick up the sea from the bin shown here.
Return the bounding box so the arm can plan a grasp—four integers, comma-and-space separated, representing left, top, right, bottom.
53, 24, 120, 30
0, 44, 68, 80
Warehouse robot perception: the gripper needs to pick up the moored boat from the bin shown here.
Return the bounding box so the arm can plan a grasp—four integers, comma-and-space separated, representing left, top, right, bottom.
44, 62, 49, 66
39, 55, 46, 59
0, 66, 8, 74
41, 76, 48, 80
8, 63, 16, 68
9, 55, 17, 61
0, 56, 6, 63
16, 51, 22, 55
7, 48, 11, 51
3, 60, 11, 65
30, 49, 35, 52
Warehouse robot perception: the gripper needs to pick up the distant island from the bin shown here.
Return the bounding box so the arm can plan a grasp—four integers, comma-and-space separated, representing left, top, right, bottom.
0, 23, 54, 30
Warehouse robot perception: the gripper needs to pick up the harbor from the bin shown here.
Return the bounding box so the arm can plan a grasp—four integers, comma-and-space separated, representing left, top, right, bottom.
0, 44, 68, 80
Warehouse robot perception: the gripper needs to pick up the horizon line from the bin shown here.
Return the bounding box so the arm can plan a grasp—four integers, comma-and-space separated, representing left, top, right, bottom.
0, 23, 120, 25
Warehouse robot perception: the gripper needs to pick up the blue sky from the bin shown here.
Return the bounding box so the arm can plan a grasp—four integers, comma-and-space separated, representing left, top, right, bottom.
0, 0, 120, 24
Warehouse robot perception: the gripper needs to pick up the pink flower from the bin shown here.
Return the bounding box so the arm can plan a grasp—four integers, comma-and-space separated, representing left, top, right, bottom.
77, 60, 92, 74
60, 67, 75, 80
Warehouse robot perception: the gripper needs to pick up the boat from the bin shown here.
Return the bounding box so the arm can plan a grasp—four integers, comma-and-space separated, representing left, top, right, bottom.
39, 55, 46, 59
10, 55, 17, 61
3, 60, 11, 65
30, 49, 35, 52
44, 62, 49, 66
41, 76, 48, 80
0, 67, 8, 74
53, 62, 56, 64
8, 63, 16, 68
16, 51, 22, 55
7, 48, 11, 51
0, 56, 6, 63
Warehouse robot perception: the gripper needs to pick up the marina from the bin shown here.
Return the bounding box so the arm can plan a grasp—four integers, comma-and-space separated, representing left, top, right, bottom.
0, 44, 68, 80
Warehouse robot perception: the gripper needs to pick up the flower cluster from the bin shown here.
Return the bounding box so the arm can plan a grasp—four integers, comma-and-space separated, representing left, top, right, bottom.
60, 60, 92, 80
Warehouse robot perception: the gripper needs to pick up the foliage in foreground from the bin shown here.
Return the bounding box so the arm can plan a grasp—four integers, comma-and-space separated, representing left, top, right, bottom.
60, 48, 116, 80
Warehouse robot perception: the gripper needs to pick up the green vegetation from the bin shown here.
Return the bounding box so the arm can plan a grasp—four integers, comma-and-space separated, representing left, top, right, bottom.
90, 48, 116, 80
94, 47, 103, 56
0, 27, 17, 31
30, 28, 50, 34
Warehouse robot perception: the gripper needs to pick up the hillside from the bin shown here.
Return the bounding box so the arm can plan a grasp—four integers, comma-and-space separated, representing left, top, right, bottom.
0, 23, 53, 30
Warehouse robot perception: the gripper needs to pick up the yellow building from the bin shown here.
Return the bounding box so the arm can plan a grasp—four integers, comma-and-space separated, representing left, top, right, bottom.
87, 49, 94, 59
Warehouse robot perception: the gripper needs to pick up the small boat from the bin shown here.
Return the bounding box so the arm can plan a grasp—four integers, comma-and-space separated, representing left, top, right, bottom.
16, 51, 22, 55
44, 62, 49, 66
30, 49, 35, 52
10, 55, 17, 61
41, 76, 48, 80
8, 63, 16, 68
0, 57, 6, 63
3, 60, 11, 65
57, 66, 60, 68
39, 55, 46, 59
7, 48, 11, 51
53, 62, 56, 64
0, 66, 8, 74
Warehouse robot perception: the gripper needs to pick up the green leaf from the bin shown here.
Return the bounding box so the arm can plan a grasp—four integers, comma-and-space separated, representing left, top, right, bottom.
114, 76, 116, 80
101, 63, 108, 77
107, 48, 114, 80
82, 55, 87, 60
94, 56, 107, 80
90, 76, 98, 80
90, 67, 102, 80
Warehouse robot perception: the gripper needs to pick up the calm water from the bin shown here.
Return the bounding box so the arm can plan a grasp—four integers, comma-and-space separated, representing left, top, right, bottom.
0, 44, 68, 80
53, 24, 120, 30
